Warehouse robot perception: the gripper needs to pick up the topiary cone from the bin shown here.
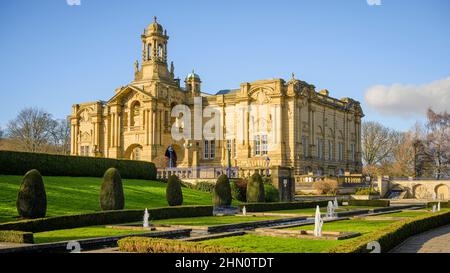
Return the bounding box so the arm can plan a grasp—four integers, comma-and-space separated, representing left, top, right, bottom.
213, 174, 232, 207
246, 172, 265, 203
100, 168, 125, 210
166, 175, 183, 206
16, 169, 47, 219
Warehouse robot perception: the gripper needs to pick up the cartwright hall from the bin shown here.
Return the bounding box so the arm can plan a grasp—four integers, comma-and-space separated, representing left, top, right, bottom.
69, 18, 364, 187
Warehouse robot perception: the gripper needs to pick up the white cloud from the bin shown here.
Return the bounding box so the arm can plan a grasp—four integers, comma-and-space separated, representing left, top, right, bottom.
364, 76, 450, 117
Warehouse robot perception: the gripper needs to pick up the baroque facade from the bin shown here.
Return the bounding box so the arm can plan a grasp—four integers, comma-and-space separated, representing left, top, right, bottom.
70, 18, 364, 177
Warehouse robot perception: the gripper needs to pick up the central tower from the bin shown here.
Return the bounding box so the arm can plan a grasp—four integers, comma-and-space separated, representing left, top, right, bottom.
139, 16, 170, 81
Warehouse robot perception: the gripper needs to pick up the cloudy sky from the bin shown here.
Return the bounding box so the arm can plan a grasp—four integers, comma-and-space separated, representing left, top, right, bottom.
0, 0, 449, 131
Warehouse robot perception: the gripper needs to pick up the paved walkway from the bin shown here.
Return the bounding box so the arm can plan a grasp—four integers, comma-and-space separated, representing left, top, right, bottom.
390, 224, 450, 253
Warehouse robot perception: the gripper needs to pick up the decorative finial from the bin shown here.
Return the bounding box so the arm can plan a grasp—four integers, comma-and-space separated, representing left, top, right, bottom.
153, 16, 157, 23
291, 72, 295, 80
192, 69, 195, 74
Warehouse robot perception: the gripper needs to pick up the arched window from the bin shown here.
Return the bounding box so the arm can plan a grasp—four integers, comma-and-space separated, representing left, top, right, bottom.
158, 44, 163, 60
147, 44, 152, 60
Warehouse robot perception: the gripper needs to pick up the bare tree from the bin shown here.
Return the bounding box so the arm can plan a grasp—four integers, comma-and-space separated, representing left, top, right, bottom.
424, 108, 450, 179
0, 126, 3, 139
49, 119, 71, 155
7, 108, 57, 153
361, 121, 399, 176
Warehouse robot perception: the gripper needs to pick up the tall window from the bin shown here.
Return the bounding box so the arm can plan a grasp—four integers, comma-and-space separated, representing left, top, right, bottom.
204, 140, 215, 160
204, 140, 209, 159
328, 140, 334, 161
147, 44, 152, 60
80, 146, 90, 156
338, 142, 344, 161
254, 135, 268, 156
261, 135, 268, 155
350, 143, 355, 162
210, 141, 215, 159
233, 139, 236, 158
302, 136, 308, 158
317, 138, 324, 159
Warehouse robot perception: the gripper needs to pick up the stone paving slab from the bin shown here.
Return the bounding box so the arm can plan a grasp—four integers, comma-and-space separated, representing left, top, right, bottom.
390, 224, 450, 253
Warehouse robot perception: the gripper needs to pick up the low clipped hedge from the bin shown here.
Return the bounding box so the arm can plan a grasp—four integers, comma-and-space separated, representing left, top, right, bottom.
0, 230, 34, 244
329, 210, 450, 253
238, 200, 337, 212
427, 201, 450, 208
0, 150, 156, 180
0, 205, 213, 233
348, 199, 390, 207
118, 237, 241, 253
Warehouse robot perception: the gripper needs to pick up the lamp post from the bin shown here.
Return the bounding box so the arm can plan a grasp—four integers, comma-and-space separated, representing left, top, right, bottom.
227, 145, 232, 177
265, 156, 270, 177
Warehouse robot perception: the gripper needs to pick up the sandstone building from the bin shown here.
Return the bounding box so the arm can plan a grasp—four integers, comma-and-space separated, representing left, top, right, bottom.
70, 18, 364, 179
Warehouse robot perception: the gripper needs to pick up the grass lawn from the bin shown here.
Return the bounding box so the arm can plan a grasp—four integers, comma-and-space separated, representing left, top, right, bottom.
34, 226, 149, 244
200, 234, 344, 253
287, 219, 396, 235
152, 215, 283, 226
0, 175, 213, 223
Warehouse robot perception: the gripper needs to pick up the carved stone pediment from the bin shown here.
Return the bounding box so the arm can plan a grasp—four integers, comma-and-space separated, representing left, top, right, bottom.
248, 87, 274, 104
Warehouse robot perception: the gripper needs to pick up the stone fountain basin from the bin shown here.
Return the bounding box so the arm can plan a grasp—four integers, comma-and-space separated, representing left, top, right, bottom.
105, 224, 175, 232
252, 227, 360, 240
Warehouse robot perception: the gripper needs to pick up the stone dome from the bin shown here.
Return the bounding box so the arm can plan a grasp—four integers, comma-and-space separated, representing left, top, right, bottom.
147, 16, 163, 34
186, 70, 201, 81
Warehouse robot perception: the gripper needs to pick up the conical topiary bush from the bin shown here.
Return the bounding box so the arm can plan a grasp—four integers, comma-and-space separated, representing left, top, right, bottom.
16, 169, 47, 219
166, 174, 183, 206
246, 172, 265, 203
100, 168, 125, 210
213, 174, 232, 207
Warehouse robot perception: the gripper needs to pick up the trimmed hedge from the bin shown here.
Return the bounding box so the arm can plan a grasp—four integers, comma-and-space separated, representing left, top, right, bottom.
0, 230, 34, 244
238, 200, 337, 212
118, 237, 241, 253
213, 175, 232, 207
427, 201, 450, 208
0, 205, 213, 233
264, 184, 280, 203
0, 150, 156, 180
348, 199, 390, 207
328, 210, 450, 253
166, 175, 183, 206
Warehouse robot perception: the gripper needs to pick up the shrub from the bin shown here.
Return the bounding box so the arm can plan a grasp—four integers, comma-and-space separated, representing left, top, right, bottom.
16, 169, 47, 219
427, 201, 450, 208
0, 150, 156, 179
354, 187, 380, 196
246, 173, 265, 203
0, 230, 34, 244
118, 237, 241, 253
313, 179, 339, 195
230, 179, 247, 202
328, 210, 450, 253
213, 175, 232, 207
264, 184, 280, 203
348, 199, 390, 207
100, 168, 125, 211
239, 200, 333, 212
166, 175, 183, 206
0, 206, 213, 233
195, 181, 216, 193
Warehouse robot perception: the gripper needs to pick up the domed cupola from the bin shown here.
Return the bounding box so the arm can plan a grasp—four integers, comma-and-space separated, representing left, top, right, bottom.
185, 69, 201, 97
147, 16, 164, 35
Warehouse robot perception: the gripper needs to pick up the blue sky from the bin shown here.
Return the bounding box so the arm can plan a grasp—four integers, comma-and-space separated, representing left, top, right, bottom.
0, 0, 449, 131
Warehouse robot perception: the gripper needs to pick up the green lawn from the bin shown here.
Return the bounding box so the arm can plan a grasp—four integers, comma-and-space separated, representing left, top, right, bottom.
201, 234, 344, 253
0, 175, 213, 223
34, 226, 149, 244
287, 219, 396, 235
152, 215, 283, 226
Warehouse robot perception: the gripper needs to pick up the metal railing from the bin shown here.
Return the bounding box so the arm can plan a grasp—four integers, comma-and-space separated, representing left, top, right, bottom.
157, 166, 239, 180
